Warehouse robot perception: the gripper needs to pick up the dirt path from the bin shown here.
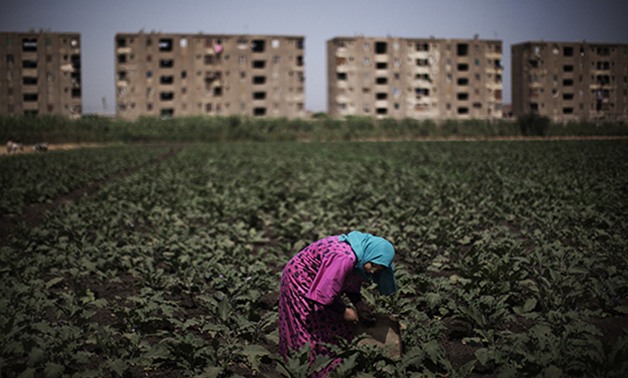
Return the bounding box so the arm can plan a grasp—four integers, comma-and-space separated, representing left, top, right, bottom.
0, 147, 181, 247
1, 143, 107, 156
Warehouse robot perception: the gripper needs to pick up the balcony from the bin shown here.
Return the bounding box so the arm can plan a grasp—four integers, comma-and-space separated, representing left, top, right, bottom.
116, 47, 132, 54
375, 54, 389, 63
335, 47, 348, 57
409, 51, 430, 59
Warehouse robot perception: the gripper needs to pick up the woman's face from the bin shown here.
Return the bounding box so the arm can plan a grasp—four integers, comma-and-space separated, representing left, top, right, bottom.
364, 262, 385, 275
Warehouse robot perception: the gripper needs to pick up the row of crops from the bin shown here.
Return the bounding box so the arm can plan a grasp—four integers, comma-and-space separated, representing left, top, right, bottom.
1, 140, 627, 377
0, 146, 171, 216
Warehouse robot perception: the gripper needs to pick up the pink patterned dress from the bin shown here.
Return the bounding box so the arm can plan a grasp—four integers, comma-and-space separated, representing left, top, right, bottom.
278, 236, 363, 361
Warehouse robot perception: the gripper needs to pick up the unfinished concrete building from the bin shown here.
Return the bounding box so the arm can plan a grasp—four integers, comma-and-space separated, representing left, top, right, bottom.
114, 32, 305, 119
327, 36, 503, 120
0, 31, 82, 117
512, 41, 628, 122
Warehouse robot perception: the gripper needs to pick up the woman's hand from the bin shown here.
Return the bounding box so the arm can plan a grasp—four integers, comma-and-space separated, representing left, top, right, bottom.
343, 307, 359, 323
355, 301, 376, 326
355, 301, 374, 319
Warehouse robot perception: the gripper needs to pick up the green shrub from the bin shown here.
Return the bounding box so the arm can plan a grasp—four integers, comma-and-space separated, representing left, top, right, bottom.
517, 113, 551, 136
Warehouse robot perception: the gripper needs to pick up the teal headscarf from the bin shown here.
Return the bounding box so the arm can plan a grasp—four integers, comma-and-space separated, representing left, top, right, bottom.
338, 231, 397, 295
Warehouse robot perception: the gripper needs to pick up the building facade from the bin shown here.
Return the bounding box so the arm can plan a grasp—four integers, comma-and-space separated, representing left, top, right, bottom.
0, 31, 82, 117
327, 36, 503, 120
512, 41, 628, 122
115, 33, 305, 119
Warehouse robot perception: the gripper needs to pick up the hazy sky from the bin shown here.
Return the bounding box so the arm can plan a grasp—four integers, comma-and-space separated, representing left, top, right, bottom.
2, 0, 627, 114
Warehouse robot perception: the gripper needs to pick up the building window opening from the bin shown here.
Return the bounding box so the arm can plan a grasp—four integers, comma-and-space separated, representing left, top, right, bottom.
415, 88, 430, 97
416, 43, 429, 52
563, 79, 575, 86
456, 43, 469, 56
563, 65, 574, 72
252, 40, 265, 52
595, 75, 610, 85
564, 46, 574, 57
117, 54, 127, 64
160, 75, 174, 85
23, 77, 38, 85
376, 62, 387, 69
72, 88, 81, 98
563, 93, 574, 100
253, 91, 266, 100
23, 93, 38, 102
457, 78, 469, 86
337, 72, 347, 81
375, 42, 387, 54
116, 38, 127, 48
376, 108, 388, 115
160, 92, 174, 101
457, 63, 469, 71
457, 107, 469, 114
159, 59, 174, 68
376, 92, 388, 100
253, 107, 267, 116
416, 58, 429, 67
296, 55, 304, 66
253, 76, 266, 85
596, 61, 610, 70
457, 92, 469, 100
22, 38, 38, 52
160, 108, 174, 118
296, 39, 304, 49
213, 87, 223, 96
376, 77, 388, 85
563, 107, 574, 114
596, 47, 610, 56
253, 60, 266, 69
159, 38, 173, 52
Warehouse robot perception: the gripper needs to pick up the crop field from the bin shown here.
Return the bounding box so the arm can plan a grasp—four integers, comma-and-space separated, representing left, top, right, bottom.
1, 140, 627, 377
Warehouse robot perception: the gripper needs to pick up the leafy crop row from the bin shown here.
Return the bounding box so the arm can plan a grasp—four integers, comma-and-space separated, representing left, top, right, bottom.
0, 146, 169, 215
1, 140, 627, 377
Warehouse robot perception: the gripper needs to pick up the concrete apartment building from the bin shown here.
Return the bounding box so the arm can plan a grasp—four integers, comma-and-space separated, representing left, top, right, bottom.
0, 31, 82, 117
115, 32, 305, 119
512, 41, 628, 122
327, 36, 503, 120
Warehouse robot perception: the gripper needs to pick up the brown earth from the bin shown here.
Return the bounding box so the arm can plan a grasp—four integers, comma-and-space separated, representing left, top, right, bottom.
1, 142, 106, 155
